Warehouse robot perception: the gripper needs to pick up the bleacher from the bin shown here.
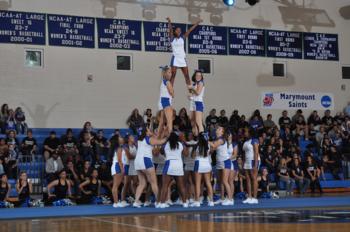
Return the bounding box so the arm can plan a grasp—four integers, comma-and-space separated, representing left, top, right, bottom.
1, 128, 350, 198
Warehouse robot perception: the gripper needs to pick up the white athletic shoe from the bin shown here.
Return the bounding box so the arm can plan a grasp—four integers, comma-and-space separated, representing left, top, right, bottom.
243, 198, 252, 204
208, 201, 214, 207
183, 201, 189, 208
249, 198, 259, 204
190, 201, 201, 207
174, 199, 183, 205
221, 199, 234, 206
120, 201, 130, 207
133, 202, 142, 208
113, 203, 119, 208
214, 199, 223, 205
189, 198, 194, 204
159, 203, 169, 209
143, 201, 152, 207
165, 200, 173, 206
199, 196, 204, 204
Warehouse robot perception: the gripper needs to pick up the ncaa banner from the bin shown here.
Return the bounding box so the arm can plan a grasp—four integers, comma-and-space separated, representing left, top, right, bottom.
261, 92, 334, 110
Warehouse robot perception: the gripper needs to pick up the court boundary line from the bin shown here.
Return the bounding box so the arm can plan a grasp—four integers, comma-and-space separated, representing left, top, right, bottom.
82, 216, 171, 232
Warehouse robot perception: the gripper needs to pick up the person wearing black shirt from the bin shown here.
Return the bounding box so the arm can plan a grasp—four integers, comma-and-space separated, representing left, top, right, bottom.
276, 158, 295, 196
43, 131, 61, 161
257, 168, 271, 198
61, 129, 79, 164
278, 110, 292, 130
95, 130, 110, 162
229, 110, 240, 132
322, 110, 334, 131
0, 174, 11, 204
238, 115, 249, 129
79, 169, 102, 204
205, 109, 218, 129
305, 155, 323, 194
291, 158, 310, 194
307, 111, 322, 127
263, 145, 275, 173
47, 169, 72, 204
21, 130, 37, 159
218, 110, 228, 127
173, 108, 191, 133
322, 146, 342, 180
16, 171, 33, 206
79, 132, 96, 164
98, 161, 113, 198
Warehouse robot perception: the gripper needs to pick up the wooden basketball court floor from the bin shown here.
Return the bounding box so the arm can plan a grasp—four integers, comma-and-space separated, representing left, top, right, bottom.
1, 206, 350, 232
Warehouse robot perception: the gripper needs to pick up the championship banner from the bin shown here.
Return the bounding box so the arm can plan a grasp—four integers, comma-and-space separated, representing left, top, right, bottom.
261, 92, 334, 110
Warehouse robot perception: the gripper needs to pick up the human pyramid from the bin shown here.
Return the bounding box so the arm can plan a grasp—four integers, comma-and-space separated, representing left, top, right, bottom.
111, 17, 260, 209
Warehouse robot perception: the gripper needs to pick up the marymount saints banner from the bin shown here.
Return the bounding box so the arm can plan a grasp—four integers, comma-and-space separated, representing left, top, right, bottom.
261, 92, 334, 110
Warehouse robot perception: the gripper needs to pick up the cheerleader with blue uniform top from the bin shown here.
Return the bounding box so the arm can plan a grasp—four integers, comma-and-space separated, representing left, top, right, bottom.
133, 127, 168, 208
111, 136, 127, 208
166, 17, 202, 90
189, 70, 205, 136
209, 127, 234, 206
242, 127, 260, 204
158, 66, 175, 137
159, 131, 189, 208
191, 132, 214, 207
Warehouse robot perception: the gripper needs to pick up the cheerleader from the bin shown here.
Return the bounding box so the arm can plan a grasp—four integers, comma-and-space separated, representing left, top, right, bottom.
242, 127, 260, 204
133, 128, 168, 208
16, 171, 33, 207
183, 132, 197, 202
159, 131, 188, 208
111, 136, 126, 208
189, 70, 205, 136
0, 174, 11, 207
158, 66, 174, 137
47, 170, 72, 203
191, 133, 214, 207
166, 17, 202, 89
209, 127, 233, 206
79, 169, 102, 204
227, 132, 239, 201
121, 134, 138, 206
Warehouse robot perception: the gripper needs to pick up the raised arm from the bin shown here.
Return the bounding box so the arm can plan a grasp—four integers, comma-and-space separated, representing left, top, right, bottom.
183, 19, 203, 38
166, 17, 173, 40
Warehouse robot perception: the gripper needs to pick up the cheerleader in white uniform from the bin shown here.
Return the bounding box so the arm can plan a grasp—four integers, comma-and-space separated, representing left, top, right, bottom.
120, 134, 138, 207
227, 133, 239, 201
183, 132, 197, 202
242, 127, 260, 204
209, 127, 234, 206
159, 132, 188, 208
157, 66, 174, 138
191, 133, 214, 207
189, 70, 205, 136
133, 128, 168, 208
166, 17, 202, 89
111, 136, 127, 208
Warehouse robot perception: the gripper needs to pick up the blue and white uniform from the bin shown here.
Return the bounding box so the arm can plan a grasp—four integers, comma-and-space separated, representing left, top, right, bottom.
135, 137, 154, 170
215, 138, 232, 170
190, 80, 205, 113
124, 144, 137, 176
111, 148, 124, 176
153, 151, 166, 176
158, 78, 172, 111
229, 142, 239, 171
184, 140, 197, 171
194, 146, 212, 173
243, 138, 260, 170
163, 142, 184, 176
170, 36, 187, 67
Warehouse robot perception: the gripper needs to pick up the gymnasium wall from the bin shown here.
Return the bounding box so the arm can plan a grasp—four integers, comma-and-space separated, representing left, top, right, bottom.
0, 0, 349, 129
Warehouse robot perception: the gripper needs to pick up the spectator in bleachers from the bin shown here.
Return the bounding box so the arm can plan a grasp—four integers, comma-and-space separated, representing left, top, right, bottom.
322, 145, 342, 180
205, 108, 218, 130
60, 129, 79, 164
322, 110, 334, 131
0, 158, 5, 175
0, 138, 8, 157
0, 174, 11, 207
263, 114, 276, 130
278, 110, 292, 130
262, 144, 276, 173
250, 115, 264, 134
47, 169, 72, 204
291, 157, 310, 194
126, 109, 144, 135
16, 171, 33, 207
257, 167, 271, 198
0, 104, 9, 134
79, 160, 93, 182
21, 129, 37, 160
43, 131, 60, 161
14, 107, 28, 135
65, 160, 80, 189
78, 169, 102, 204
305, 155, 323, 194
79, 121, 96, 141
307, 111, 322, 129
98, 161, 113, 197
276, 158, 295, 196
218, 110, 228, 128
238, 115, 249, 130
143, 108, 153, 129
291, 109, 305, 125
45, 151, 64, 183
229, 110, 240, 132
173, 108, 191, 132
95, 130, 110, 162
5, 109, 17, 134
79, 132, 96, 164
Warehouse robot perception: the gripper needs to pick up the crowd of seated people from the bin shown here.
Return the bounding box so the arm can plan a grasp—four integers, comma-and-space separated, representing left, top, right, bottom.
0, 103, 350, 208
